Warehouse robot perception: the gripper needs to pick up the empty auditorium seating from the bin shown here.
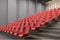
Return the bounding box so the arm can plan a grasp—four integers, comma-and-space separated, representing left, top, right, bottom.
0, 8, 60, 37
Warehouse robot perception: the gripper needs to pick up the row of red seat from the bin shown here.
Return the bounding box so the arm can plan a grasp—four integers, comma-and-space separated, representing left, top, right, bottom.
0, 8, 60, 37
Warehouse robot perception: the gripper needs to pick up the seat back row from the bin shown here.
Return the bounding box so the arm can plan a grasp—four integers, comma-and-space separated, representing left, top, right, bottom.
0, 8, 60, 37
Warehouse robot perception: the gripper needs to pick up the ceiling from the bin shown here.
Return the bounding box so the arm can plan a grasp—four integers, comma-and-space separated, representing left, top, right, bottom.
32, 0, 52, 3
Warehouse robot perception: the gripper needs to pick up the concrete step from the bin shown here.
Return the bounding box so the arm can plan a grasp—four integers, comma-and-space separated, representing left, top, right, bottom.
26, 35, 55, 40
30, 26, 60, 39
46, 27, 60, 29
38, 33, 60, 39
30, 31, 60, 39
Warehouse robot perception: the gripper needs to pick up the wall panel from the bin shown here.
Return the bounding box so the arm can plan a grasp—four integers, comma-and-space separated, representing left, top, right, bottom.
19, 0, 27, 19
26, 0, 35, 16
8, 0, 17, 22
0, 0, 8, 25
36, 3, 45, 12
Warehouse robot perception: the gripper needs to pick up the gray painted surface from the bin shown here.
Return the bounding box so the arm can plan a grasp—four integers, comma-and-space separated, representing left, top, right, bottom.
8, 0, 17, 23
36, 3, 45, 12
0, 0, 46, 25
27, 0, 35, 16
16, 0, 19, 20
18, 0, 45, 19
0, 0, 8, 25
19, 0, 27, 19
18, 0, 36, 19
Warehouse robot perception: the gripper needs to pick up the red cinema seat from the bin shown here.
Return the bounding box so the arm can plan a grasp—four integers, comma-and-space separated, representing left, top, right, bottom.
0, 26, 2, 31
25, 17, 37, 30
57, 8, 60, 16
8, 20, 23, 34
13, 21, 22, 35
18, 21, 25, 37
9, 21, 20, 34
0, 8, 60, 38
38, 12, 46, 25
7, 23, 13, 34
23, 21, 30, 35
1, 25, 6, 32
49, 9, 56, 20
3, 26, 6, 32
0, 27, 1, 31
54, 9, 59, 18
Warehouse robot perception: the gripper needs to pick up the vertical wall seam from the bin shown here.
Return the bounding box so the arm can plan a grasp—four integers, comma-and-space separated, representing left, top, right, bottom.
7, 0, 8, 23
26, 0, 29, 16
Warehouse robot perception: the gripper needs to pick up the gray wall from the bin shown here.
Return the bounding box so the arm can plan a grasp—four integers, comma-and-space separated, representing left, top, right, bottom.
18, 0, 35, 19
16, 0, 19, 20
26, 0, 35, 16
8, 0, 17, 23
0, 0, 46, 25
0, 0, 8, 25
19, 0, 27, 19
18, 0, 46, 19
36, 3, 45, 12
